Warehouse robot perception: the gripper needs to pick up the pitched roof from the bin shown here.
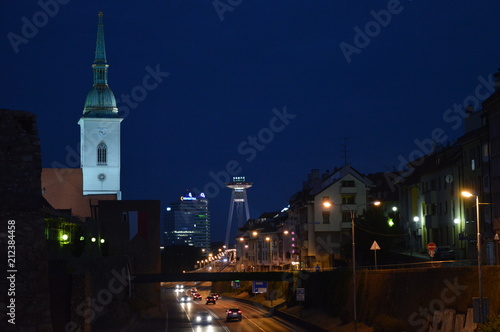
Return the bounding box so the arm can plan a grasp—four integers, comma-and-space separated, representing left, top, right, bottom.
41, 168, 116, 219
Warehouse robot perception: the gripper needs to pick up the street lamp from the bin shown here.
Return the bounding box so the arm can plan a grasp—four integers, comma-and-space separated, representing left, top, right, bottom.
251, 231, 258, 271
265, 236, 272, 271
461, 191, 485, 323
494, 233, 500, 266
323, 199, 380, 332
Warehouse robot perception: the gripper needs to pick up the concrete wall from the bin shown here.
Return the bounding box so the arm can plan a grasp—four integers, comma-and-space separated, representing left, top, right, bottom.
98, 200, 161, 306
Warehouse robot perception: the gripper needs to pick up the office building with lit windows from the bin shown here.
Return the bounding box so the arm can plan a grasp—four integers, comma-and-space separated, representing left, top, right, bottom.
164, 192, 210, 254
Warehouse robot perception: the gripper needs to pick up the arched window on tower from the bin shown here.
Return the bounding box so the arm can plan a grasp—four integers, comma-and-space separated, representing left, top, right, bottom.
97, 142, 107, 165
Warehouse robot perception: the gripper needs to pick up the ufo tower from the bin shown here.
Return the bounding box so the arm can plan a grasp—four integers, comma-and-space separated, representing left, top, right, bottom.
225, 176, 253, 246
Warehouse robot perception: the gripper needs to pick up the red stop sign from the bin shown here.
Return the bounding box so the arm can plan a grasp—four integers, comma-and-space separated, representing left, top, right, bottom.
427, 242, 437, 251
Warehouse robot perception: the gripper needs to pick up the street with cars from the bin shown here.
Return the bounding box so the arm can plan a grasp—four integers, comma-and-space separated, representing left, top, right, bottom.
130, 282, 308, 331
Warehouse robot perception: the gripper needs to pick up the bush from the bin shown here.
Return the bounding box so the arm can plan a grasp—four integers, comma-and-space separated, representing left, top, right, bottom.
476, 314, 500, 332
372, 314, 407, 332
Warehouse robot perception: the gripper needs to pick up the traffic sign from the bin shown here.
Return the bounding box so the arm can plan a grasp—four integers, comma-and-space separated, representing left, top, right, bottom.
252, 281, 267, 294
370, 241, 381, 269
427, 242, 437, 251
370, 241, 381, 250
296, 288, 305, 302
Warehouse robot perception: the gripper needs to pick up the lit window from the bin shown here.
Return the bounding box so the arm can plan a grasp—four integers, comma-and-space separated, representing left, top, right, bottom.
97, 142, 107, 165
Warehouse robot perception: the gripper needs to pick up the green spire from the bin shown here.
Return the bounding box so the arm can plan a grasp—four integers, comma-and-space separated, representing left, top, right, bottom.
94, 12, 106, 64
83, 12, 118, 117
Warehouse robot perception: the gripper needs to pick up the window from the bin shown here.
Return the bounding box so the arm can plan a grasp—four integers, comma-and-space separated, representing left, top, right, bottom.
342, 195, 355, 204
342, 180, 355, 187
97, 142, 107, 165
322, 212, 330, 224
342, 211, 351, 223
322, 196, 331, 208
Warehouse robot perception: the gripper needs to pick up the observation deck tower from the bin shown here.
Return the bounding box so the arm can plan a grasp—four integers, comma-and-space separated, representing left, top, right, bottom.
225, 176, 252, 246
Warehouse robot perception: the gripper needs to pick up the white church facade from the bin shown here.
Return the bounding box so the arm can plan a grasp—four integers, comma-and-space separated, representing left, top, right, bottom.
42, 12, 123, 217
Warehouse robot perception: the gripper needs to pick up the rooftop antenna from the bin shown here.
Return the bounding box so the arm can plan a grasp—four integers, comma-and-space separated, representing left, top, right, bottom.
342, 137, 351, 166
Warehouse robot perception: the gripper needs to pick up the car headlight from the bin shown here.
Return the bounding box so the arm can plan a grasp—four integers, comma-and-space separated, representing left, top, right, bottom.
207, 316, 212, 321
196, 316, 201, 322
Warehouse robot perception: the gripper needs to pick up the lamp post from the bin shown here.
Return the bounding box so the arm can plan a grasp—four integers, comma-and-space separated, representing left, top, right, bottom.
349, 209, 358, 332
461, 191, 485, 323
266, 236, 272, 271
252, 231, 258, 271
495, 233, 500, 266
322, 200, 380, 332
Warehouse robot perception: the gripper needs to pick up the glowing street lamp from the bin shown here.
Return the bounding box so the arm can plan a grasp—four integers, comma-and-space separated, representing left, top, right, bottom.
322, 199, 380, 332
461, 191, 486, 323
265, 236, 272, 271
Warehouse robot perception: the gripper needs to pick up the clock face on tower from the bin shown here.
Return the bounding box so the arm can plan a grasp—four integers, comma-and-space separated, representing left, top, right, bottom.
97, 127, 107, 138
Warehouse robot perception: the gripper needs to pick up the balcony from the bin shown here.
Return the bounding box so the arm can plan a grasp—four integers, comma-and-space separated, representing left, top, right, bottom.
340, 186, 357, 194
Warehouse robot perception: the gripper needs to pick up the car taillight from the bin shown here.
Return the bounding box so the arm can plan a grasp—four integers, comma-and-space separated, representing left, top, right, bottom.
238, 310, 241, 314
228, 310, 232, 314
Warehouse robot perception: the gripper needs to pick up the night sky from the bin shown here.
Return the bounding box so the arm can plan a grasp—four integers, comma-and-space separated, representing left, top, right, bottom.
3, 1, 500, 243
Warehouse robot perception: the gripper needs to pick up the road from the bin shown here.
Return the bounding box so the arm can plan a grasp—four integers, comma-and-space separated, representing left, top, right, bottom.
131, 282, 307, 332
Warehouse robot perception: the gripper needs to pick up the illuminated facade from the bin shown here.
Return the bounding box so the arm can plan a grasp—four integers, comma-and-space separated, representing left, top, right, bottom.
78, 12, 123, 198
164, 192, 210, 254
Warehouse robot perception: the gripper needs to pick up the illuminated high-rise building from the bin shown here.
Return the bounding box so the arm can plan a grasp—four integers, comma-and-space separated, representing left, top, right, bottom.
164, 191, 210, 254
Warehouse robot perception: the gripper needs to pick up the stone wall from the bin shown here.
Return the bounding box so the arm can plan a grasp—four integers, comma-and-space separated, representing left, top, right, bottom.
0, 109, 52, 331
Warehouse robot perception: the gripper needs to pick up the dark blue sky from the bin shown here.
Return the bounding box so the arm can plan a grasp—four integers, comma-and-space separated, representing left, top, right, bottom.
3, 1, 500, 243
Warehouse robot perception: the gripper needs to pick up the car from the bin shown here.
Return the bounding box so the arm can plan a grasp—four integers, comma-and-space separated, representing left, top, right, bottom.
434, 246, 456, 260
192, 293, 202, 301
194, 311, 213, 324
205, 296, 216, 304
179, 295, 191, 302
210, 292, 219, 300
175, 284, 184, 290
225, 308, 242, 321
191, 287, 198, 293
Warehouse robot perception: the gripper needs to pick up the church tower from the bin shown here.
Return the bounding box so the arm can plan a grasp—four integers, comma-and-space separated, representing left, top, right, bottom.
78, 12, 123, 199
